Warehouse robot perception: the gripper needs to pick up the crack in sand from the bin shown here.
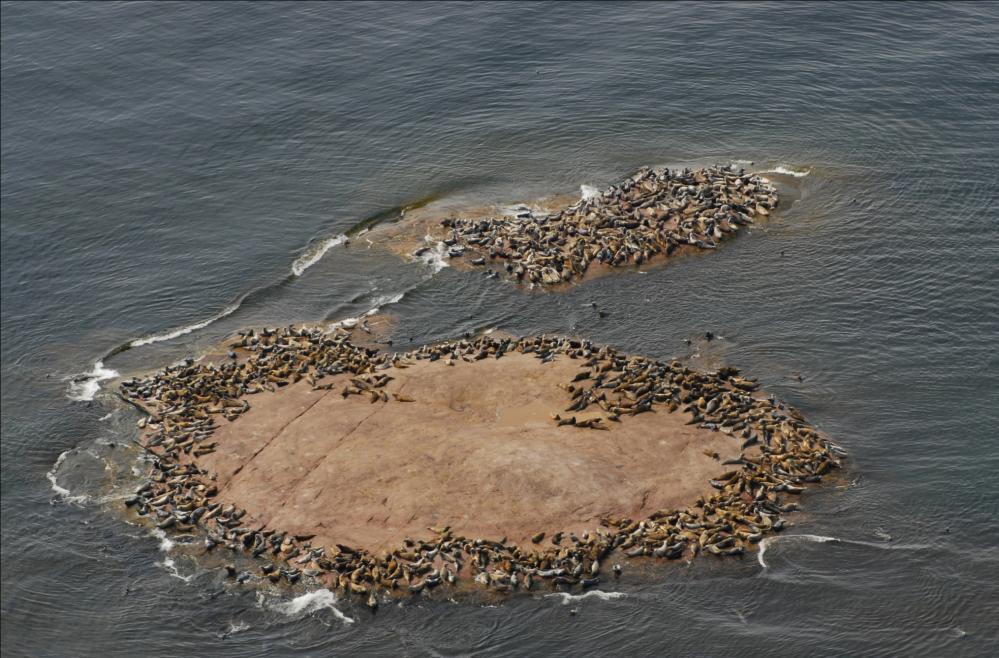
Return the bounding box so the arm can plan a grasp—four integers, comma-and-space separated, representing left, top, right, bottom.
275, 401, 386, 511
221, 387, 333, 495
197, 351, 747, 550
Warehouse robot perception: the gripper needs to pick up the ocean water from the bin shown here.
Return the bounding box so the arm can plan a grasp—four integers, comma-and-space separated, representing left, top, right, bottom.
2, 2, 998, 655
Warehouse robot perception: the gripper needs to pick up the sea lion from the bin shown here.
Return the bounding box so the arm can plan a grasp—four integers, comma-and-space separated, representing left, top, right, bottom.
120, 328, 841, 600
434, 166, 777, 287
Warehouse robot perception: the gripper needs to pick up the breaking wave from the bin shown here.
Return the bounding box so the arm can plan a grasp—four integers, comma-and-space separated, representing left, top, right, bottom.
759, 165, 811, 178
149, 528, 195, 581
157, 556, 194, 582
291, 234, 349, 277
130, 301, 243, 348
46, 449, 89, 504
151, 528, 176, 553
414, 237, 450, 273
755, 533, 932, 571
366, 292, 405, 316
757, 534, 841, 569
548, 590, 627, 605
66, 360, 119, 402
266, 589, 355, 624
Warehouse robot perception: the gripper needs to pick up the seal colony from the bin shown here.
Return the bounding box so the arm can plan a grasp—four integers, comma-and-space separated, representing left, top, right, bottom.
422, 165, 778, 286
118, 326, 845, 603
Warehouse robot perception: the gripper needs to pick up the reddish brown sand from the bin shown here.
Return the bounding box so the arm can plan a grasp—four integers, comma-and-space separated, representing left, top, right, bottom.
194, 351, 740, 553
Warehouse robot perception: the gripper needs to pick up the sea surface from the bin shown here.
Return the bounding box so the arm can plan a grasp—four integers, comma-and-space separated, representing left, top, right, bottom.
2, 2, 998, 656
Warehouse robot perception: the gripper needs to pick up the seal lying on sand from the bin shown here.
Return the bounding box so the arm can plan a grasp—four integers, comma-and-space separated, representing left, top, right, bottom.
119, 326, 844, 600
436, 165, 778, 286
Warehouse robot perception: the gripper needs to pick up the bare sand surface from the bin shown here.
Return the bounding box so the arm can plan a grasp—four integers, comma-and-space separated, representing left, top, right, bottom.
195, 351, 739, 552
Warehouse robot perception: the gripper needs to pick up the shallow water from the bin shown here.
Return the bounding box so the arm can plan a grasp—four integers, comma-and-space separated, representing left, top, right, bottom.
2, 2, 998, 656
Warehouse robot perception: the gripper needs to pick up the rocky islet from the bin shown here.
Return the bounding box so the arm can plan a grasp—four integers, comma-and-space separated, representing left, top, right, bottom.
118, 320, 845, 603
434, 165, 778, 286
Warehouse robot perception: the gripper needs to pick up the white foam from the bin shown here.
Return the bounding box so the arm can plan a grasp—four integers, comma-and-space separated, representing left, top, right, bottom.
548, 590, 626, 605
152, 527, 175, 553
158, 556, 194, 583
757, 534, 841, 569
269, 589, 355, 624
580, 184, 601, 201
151, 527, 195, 581
224, 620, 251, 636
152, 528, 194, 583
365, 292, 405, 316
327, 289, 407, 331
499, 205, 524, 216
291, 234, 348, 277
66, 360, 119, 402
129, 301, 242, 348
759, 165, 810, 178
873, 528, 893, 542
415, 237, 450, 273
46, 449, 89, 504
331, 317, 359, 330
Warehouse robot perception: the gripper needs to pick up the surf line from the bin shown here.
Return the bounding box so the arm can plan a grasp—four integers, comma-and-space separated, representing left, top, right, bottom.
757, 533, 935, 570
69, 195, 455, 402
757, 534, 841, 569
756, 165, 811, 178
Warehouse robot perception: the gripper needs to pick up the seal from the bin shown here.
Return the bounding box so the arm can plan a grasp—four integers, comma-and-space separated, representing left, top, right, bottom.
119, 328, 843, 601
433, 166, 777, 286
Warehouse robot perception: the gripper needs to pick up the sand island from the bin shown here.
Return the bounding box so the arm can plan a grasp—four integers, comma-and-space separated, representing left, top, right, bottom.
374, 165, 779, 287
119, 325, 845, 604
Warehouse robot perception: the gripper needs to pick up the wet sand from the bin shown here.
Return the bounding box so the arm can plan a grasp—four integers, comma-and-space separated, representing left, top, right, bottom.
195, 351, 739, 552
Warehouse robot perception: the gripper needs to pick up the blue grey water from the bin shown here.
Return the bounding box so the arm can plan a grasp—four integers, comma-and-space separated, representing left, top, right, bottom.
2, 1, 998, 655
